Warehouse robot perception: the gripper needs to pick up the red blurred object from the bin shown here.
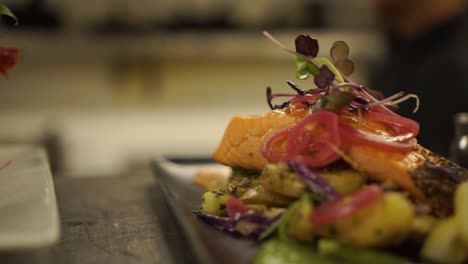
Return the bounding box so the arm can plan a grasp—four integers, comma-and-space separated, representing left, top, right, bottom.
226, 197, 250, 220
0, 47, 19, 77
0, 160, 12, 171
310, 185, 383, 226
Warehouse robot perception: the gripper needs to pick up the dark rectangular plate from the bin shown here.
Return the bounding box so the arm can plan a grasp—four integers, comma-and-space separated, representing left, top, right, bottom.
152, 158, 259, 264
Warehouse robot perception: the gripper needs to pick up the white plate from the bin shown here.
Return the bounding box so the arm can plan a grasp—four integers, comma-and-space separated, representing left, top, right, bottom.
0, 145, 60, 250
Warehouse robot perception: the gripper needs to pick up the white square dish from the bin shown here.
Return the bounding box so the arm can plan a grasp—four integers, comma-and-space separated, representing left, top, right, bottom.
0, 145, 60, 250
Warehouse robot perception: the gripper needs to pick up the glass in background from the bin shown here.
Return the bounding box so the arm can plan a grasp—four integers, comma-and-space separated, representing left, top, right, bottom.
451, 113, 468, 168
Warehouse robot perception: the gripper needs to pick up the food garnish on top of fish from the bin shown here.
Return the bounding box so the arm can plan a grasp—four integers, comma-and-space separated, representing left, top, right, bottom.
194, 32, 468, 264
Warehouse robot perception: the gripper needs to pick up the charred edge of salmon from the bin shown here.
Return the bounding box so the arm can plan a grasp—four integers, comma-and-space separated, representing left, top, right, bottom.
411, 145, 468, 217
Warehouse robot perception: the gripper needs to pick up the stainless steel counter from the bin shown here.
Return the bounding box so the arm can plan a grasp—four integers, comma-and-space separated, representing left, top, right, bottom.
0, 167, 183, 264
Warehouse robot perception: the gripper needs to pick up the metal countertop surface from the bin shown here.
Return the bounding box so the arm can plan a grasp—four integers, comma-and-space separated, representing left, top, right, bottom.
0, 167, 188, 264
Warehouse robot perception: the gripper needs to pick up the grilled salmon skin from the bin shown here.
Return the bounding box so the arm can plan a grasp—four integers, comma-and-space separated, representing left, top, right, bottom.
213, 110, 468, 216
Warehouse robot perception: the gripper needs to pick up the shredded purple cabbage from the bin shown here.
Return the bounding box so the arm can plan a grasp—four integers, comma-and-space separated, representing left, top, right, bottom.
288, 160, 339, 201
193, 210, 280, 239
256, 213, 283, 240
193, 210, 237, 234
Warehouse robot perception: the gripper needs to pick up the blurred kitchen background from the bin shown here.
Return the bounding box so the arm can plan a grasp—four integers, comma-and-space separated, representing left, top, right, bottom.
0, 0, 384, 177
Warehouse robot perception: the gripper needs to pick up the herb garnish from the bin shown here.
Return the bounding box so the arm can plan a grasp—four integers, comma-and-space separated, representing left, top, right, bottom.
330, 41, 354, 76
295, 34, 319, 57
0, 4, 17, 26
314, 66, 335, 88
263, 32, 420, 114
314, 90, 356, 113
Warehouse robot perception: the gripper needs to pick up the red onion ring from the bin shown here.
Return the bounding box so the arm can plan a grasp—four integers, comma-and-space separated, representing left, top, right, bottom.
260, 127, 293, 161
287, 110, 341, 167
310, 185, 383, 226
226, 197, 250, 220
364, 111, 420, 136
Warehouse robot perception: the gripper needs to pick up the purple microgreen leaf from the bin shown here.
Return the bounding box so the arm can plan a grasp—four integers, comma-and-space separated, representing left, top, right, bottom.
334, 59, 355, 76
266, 87, 274, 110
314, 66, 335, 88
316, 57, 344, 83
330, 41, 349, 62
265, 87, 293, 110
353, 96, 370, 105
350, 96, 370, 111
295, 35, 319, 57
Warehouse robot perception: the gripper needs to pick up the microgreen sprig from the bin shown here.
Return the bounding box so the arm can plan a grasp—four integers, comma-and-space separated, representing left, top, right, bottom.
0, 3, 17, 26
330, 41, 354, 76
263, 31, 346, 87
263, 32, 420, 114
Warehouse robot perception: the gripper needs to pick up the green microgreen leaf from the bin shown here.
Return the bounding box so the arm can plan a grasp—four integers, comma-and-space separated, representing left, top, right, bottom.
312, 90, 356, 113
312, 97, 328, 112
323, 90, 356, 112
307, 62, 320, 75
295, 57, 310, 80
296, 69, 309, 80
294, 56, 320, 80
305, 191, 324, 205
0, 4, 18, 26
295, 56, 308, 72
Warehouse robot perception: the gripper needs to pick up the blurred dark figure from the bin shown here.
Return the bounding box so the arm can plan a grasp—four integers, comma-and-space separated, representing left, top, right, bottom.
370, 0, 468, 156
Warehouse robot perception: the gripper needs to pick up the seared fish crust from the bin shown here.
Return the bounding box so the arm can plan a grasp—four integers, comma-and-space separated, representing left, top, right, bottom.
412, 145, 468, 217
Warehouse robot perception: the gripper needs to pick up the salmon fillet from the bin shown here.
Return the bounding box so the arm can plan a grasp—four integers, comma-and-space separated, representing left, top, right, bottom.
213, 110, 468, 215
347, 145, 426, 199
213, 110, 305, 171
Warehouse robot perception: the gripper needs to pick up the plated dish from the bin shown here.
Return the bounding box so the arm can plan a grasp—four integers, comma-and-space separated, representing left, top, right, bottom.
191, 33, 468, 264
0, 145, 60, 250
153, 158, 257, 264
